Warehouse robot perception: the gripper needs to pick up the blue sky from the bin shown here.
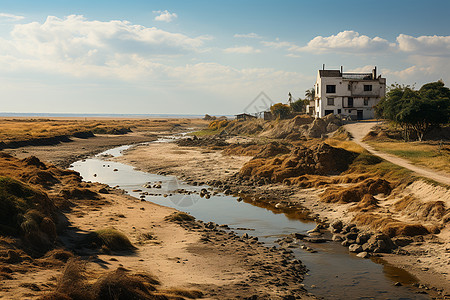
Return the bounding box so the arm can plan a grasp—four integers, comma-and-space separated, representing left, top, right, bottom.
0, 0, 449, 115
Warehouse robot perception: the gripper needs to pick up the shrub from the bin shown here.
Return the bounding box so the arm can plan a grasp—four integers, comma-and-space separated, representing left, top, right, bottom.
165, 212, 195, 222
84, 228, 135, 252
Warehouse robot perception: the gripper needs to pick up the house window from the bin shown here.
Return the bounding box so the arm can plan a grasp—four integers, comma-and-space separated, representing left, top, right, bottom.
337, 109, 341, 114
364, 98, 369, 106
364, 85, 372, 91
326, 85, 336, 93
348, 84, 351, 91
317, 85, 319, 94
348, 97, 354, 107
324, 110, 334, 116
327, 98, 334, 106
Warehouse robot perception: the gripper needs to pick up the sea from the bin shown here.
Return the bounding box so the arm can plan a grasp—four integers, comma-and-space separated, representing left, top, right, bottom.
0, 113, 232, 119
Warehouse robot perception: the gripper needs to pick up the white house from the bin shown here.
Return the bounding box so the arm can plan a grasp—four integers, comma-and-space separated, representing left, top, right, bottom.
309, 66, 386, 120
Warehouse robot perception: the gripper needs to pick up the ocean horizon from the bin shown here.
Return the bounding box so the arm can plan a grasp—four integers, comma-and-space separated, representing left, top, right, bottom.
0, 112, 233, 119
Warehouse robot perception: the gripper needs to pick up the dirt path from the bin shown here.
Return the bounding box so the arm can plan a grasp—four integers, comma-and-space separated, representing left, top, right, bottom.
344, 121, 450, 186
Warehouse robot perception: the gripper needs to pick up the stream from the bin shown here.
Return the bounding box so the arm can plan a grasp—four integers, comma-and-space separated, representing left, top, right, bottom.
70, 141, 429, 300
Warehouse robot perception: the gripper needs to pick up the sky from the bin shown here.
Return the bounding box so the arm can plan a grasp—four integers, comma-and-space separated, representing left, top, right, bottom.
0, 0, 449, 115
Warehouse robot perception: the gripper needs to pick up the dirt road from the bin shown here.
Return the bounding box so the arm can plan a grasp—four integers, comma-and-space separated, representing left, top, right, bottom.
344, 121, 450, 186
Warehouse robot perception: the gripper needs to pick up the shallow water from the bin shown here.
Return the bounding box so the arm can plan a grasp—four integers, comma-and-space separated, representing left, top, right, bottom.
70, 144, 429, 300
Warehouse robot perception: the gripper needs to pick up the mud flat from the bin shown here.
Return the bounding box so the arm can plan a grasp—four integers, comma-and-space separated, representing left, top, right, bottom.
0, 128, 313, 299
117, 139, 449, 299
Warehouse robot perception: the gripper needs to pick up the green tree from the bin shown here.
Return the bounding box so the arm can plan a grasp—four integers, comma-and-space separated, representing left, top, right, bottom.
270, 103, 291, 119
305, 88, 315, 101
290, 98, 305, 112
375, 81, 450, 141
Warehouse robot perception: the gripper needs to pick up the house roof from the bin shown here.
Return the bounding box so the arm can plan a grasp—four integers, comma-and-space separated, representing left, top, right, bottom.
235, 113, 257, 118
319, 70, 342, 77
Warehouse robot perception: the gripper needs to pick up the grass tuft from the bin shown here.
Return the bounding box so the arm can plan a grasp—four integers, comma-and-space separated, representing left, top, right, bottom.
83, 228, 135, 252
165, 212, 195, 222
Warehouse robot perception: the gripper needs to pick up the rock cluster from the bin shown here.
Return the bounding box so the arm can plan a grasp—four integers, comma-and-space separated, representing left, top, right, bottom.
330, 221, 397, 257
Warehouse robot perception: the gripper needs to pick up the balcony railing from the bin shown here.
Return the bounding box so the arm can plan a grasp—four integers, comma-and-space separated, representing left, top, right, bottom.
342, 73, 373, 80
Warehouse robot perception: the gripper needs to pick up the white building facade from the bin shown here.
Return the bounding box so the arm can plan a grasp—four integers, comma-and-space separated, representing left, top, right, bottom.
311, 66, 386, 120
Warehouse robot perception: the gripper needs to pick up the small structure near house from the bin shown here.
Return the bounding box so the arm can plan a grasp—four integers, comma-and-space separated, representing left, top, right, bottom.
236, 113, 257, 121
263, 111, 274, 121
308, 65, 386, 120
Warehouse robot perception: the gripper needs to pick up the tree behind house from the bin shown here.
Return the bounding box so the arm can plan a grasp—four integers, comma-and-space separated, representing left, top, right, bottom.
375, 81, 450, 141
270, 103, 291, 119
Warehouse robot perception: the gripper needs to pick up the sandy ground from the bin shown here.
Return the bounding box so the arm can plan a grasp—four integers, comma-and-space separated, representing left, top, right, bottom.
1, 132, 313, 299
344, 121, 450, 185
4, 132, 158, 168
58, 191, 312, 299
3, 124, 449, 298
120, 140, 450, 298
116, 142, 251, 183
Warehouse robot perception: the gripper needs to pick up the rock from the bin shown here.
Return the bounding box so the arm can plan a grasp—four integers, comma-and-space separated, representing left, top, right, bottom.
377, 239, 386, 250
307, 225, 322, 234
392, 236, 413, 247
307, 118, 327, 138
394, 282, 402, 286
205, 222, 216, 229
356, 251, 370, 258
330, 220, 343, 232
326, 122, 340, 132
113, 169, 118, 172
362, 242, 376, 252
304, 237, 327, 243
345, 232, 358, 241
308, 232, 322, 237
349, 244, 363, 253
342, 223, 356, 233
224, 189, 232, 195
242, 233, 249, 239
356, 233, 371, 245
341, 240, 351, 247
5, 250, 22, 263
332, 234, 343, 242
275, 203, 284, 209
98, 187, 109, 194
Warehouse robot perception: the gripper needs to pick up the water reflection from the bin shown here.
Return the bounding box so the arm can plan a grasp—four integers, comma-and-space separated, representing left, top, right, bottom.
70, 144, 429, 300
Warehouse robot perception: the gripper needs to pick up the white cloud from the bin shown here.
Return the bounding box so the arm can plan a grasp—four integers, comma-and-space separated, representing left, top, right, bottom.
286, 53, 300, 58
153, 10, 178, 22
2, 15, 205, 64
0, 13, 25, 21
397, 34, 450, 56
0, 14, 312, 102
261, 39, 295, 49
234, 33, 262, 39
224, 46, 261, 54
300, 30, 393, 53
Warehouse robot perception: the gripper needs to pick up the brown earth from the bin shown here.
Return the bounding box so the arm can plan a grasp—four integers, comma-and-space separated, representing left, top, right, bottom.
119, 136, 450, 297
0, 122, 314, 299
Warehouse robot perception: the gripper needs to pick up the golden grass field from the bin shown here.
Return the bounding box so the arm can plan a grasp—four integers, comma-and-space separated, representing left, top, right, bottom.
367, 140, 450, 173
0, 118, 208, 143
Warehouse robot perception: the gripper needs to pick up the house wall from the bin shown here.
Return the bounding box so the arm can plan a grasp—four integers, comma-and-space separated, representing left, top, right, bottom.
314, 70, 386, 120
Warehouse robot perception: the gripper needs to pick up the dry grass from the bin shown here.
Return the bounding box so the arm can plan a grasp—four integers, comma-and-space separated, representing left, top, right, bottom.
325, 138, 365, 154
349, 194, 379, 212
352, 213, 429, 237
367, 140, 450, 173
41, 259, 202, 300
84, 228, 135, 252
0, 118, 208, 144
165, 212, 195, 222
321, 178, 391, 203
392, 196, 449, 223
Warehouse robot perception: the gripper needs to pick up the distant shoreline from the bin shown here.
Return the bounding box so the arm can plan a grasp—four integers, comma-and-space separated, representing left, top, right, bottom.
0, 112, 232, 119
